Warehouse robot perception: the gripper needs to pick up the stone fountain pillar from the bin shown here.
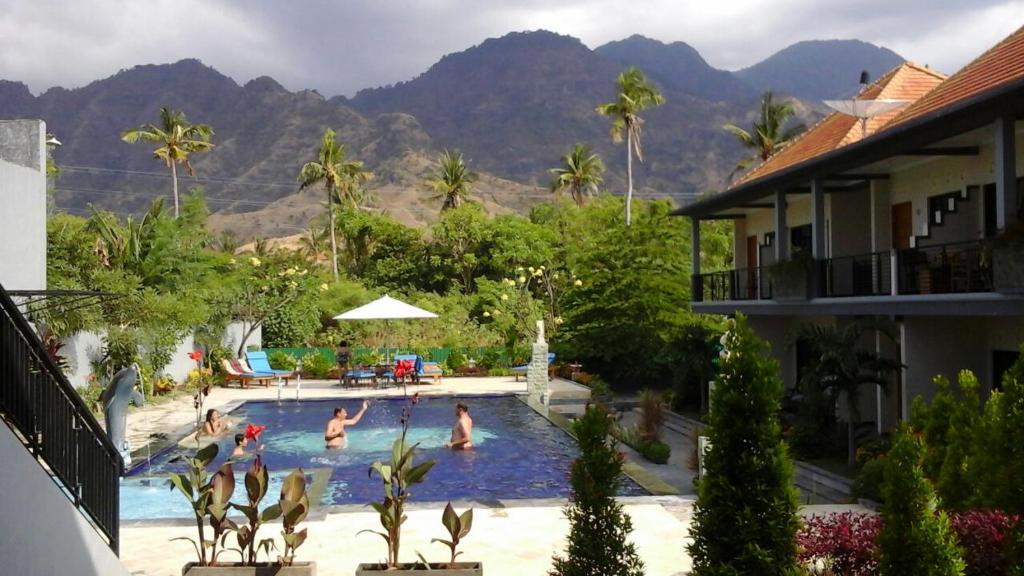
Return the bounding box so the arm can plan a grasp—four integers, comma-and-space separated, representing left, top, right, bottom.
527, 320, 549, 410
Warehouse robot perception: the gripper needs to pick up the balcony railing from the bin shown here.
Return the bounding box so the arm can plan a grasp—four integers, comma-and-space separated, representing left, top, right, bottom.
692, 240, 998, 303
0, 283, 121, 553
822, 251, 892, 298
897, 240, 993, 295
693, 267, 772, 302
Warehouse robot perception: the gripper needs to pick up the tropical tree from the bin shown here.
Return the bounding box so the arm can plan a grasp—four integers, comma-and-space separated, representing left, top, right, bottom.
121, 107, 215, 218
427, 150, 477, 211
298, 128, 372, 279
723, 91, 805, 178
298, 225, 327, 264
595, 67, 664, 226
550, 144, 604, 207
793, 320, 900, 465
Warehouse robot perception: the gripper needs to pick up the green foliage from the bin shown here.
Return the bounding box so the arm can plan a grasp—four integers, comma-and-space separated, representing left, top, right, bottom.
723, 91, 805, 176
267, 351, 298, 372
445, 348, 467, 371
852, 456, 887, 503
550, 404, 644, 576
973, 347, 1024, 515
231, 455, 281, 565
300, 353, 334, 378
877, 427, 966, 576
277, 469, 311, 566
431, 502, 474, 566
166, 443, 232, 566
688, 315, 801, 576
613, 424, 672, 464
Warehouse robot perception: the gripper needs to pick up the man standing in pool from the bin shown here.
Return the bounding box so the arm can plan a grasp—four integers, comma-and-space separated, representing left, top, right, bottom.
325, 400, 370, 449
444, 402, 473, 450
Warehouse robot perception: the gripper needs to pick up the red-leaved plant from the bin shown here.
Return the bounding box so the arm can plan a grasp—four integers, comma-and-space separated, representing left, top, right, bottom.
797, 512, 881, 576
798, 510, 1020, 576
950, 509, 1020, 576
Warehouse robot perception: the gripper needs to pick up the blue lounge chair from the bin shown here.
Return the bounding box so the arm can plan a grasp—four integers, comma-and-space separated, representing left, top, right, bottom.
246, 351, 294, 382
345, 368, 378, 388
382, 354, 423, 388
512, 352, 555, 381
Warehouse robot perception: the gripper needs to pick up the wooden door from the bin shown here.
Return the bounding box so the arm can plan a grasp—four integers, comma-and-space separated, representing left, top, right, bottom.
891, 202, 913, 250
745, 236, 759, 299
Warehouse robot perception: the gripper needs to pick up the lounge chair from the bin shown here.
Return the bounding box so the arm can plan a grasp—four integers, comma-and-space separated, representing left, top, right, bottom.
512, 352, 556, 382
221, 359, 273, 388
344, 367, 378, 388
421, 362, 443, 384
245, 351, 294, 385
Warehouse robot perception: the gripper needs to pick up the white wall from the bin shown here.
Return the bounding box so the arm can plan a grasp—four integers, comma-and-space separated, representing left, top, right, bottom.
0, 424, 130, 576
0, 119, 47, 291
62, 322, 260, 388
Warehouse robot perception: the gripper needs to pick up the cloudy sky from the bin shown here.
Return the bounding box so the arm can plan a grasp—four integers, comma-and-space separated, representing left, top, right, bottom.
2, 0, 1022, 97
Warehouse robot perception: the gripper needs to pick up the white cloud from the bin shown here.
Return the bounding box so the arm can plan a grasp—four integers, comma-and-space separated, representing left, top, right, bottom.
0, 0, 1020, 96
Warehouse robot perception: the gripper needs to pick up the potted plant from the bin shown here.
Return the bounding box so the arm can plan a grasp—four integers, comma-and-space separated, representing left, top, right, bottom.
413, 503, 482, 575
171, 444, 315, 575
358, 393, 483, 574
768, 250, 813, 301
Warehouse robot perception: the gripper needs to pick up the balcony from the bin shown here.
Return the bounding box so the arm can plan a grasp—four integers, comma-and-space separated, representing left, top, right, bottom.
693, 239, 1002, 304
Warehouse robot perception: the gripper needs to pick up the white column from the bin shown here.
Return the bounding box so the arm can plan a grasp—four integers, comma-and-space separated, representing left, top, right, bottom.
775, 190, 789, 260
527, 320, 549, 409
994, 116, 1018, 230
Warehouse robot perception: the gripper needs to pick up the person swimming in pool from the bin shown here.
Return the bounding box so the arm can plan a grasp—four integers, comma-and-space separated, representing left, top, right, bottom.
444, 402, 473, 450
231, 433, 264, 458
325, 400, 370, 449
201, 409, 232, 436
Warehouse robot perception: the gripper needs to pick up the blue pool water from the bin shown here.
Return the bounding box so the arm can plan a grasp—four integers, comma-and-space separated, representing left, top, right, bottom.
121, 395, 647, 519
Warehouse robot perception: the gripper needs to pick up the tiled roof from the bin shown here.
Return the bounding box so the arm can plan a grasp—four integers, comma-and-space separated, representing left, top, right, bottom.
890, 24, 1024, 126
730, 62, 946, 188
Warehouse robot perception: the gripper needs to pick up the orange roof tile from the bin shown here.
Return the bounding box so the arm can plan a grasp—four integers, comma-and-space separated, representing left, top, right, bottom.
890, 24, 1024, 126
730, 62, 946, 188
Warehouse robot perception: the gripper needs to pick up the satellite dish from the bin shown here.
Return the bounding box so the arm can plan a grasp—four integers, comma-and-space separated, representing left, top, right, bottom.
824, 70, 910, 137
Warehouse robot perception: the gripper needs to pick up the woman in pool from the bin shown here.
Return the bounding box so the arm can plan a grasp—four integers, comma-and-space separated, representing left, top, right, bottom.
444, 402, 473, 450
201, 409, 231, 436
324, 400, 370, 449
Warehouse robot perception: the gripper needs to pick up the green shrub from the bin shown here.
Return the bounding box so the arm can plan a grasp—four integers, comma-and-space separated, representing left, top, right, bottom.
300, 353, 333, 378
612, 424, 672, 465
853, 456, 887, 503
550, 404, 644, 576
687, 314, 801, 576
478, 348, 505, 370
352, 350, 380, 366
446, 348, 467, 371
267, 350, 298, 371
487, 367, 513, 377
878, 426, 965, 576
588, 377, 612, 400
639, 439, 671, 464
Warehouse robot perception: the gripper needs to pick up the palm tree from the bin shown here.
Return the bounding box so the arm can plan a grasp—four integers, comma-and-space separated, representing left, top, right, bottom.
595, 67, 665, 226
793, 321, 900, 466
298, 128, 372, 279
121, 108, 215, 218
427, 150, 477, 211
549, 144, 604, 207
299, 225, 327, 264
723, 91, 805, 178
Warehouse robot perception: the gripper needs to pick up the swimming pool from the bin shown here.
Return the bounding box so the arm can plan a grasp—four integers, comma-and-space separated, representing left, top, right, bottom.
121, 395, 647, 519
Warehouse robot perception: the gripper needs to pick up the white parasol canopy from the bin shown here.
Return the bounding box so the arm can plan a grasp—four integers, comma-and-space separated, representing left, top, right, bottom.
333, 295, 438, 321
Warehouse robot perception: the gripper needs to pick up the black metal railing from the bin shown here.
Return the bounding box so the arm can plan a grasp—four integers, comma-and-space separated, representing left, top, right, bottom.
0, 283, 121, 553
897, 240, 993, 295
821, 251, 893, 297
693, 267, 772, 302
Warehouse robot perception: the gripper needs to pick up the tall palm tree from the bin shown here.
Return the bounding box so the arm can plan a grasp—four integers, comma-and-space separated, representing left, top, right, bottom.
121, 107, 215, 218
793, 321, 900, 466
723, 91, 805, 178
298, 128, 372, 279
299, 225, 327, 264
549, 144, 604, 207
595, 67, 665, 226
427, 150, 477, 211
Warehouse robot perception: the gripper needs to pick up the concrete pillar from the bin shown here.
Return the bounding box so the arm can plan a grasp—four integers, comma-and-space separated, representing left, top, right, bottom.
775, 190, 789, 260
994, 116, 1018, 230
527, 320, 549, 410
811, 179, 826, 259
0, 120, 47, 291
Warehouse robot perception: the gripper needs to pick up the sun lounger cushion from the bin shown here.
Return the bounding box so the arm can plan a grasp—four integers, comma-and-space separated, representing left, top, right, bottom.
246, 351, 294, 377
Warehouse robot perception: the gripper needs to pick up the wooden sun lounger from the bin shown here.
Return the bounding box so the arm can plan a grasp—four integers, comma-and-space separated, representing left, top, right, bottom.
221, 359, 273, 388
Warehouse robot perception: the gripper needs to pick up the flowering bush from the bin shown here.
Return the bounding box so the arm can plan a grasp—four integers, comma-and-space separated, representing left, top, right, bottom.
950, 510, 1020, 576
797, 512, 881, 576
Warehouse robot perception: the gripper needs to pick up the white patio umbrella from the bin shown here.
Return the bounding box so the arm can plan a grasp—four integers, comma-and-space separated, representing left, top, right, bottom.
333, 295, 438, 365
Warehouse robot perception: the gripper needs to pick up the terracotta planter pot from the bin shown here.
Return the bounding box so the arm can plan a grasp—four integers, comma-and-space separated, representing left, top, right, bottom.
182, 562, 316, 576
355, 562, 482, 575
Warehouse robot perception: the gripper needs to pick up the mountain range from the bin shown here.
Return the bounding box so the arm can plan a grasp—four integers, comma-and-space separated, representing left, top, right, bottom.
0, 30, 906, 237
